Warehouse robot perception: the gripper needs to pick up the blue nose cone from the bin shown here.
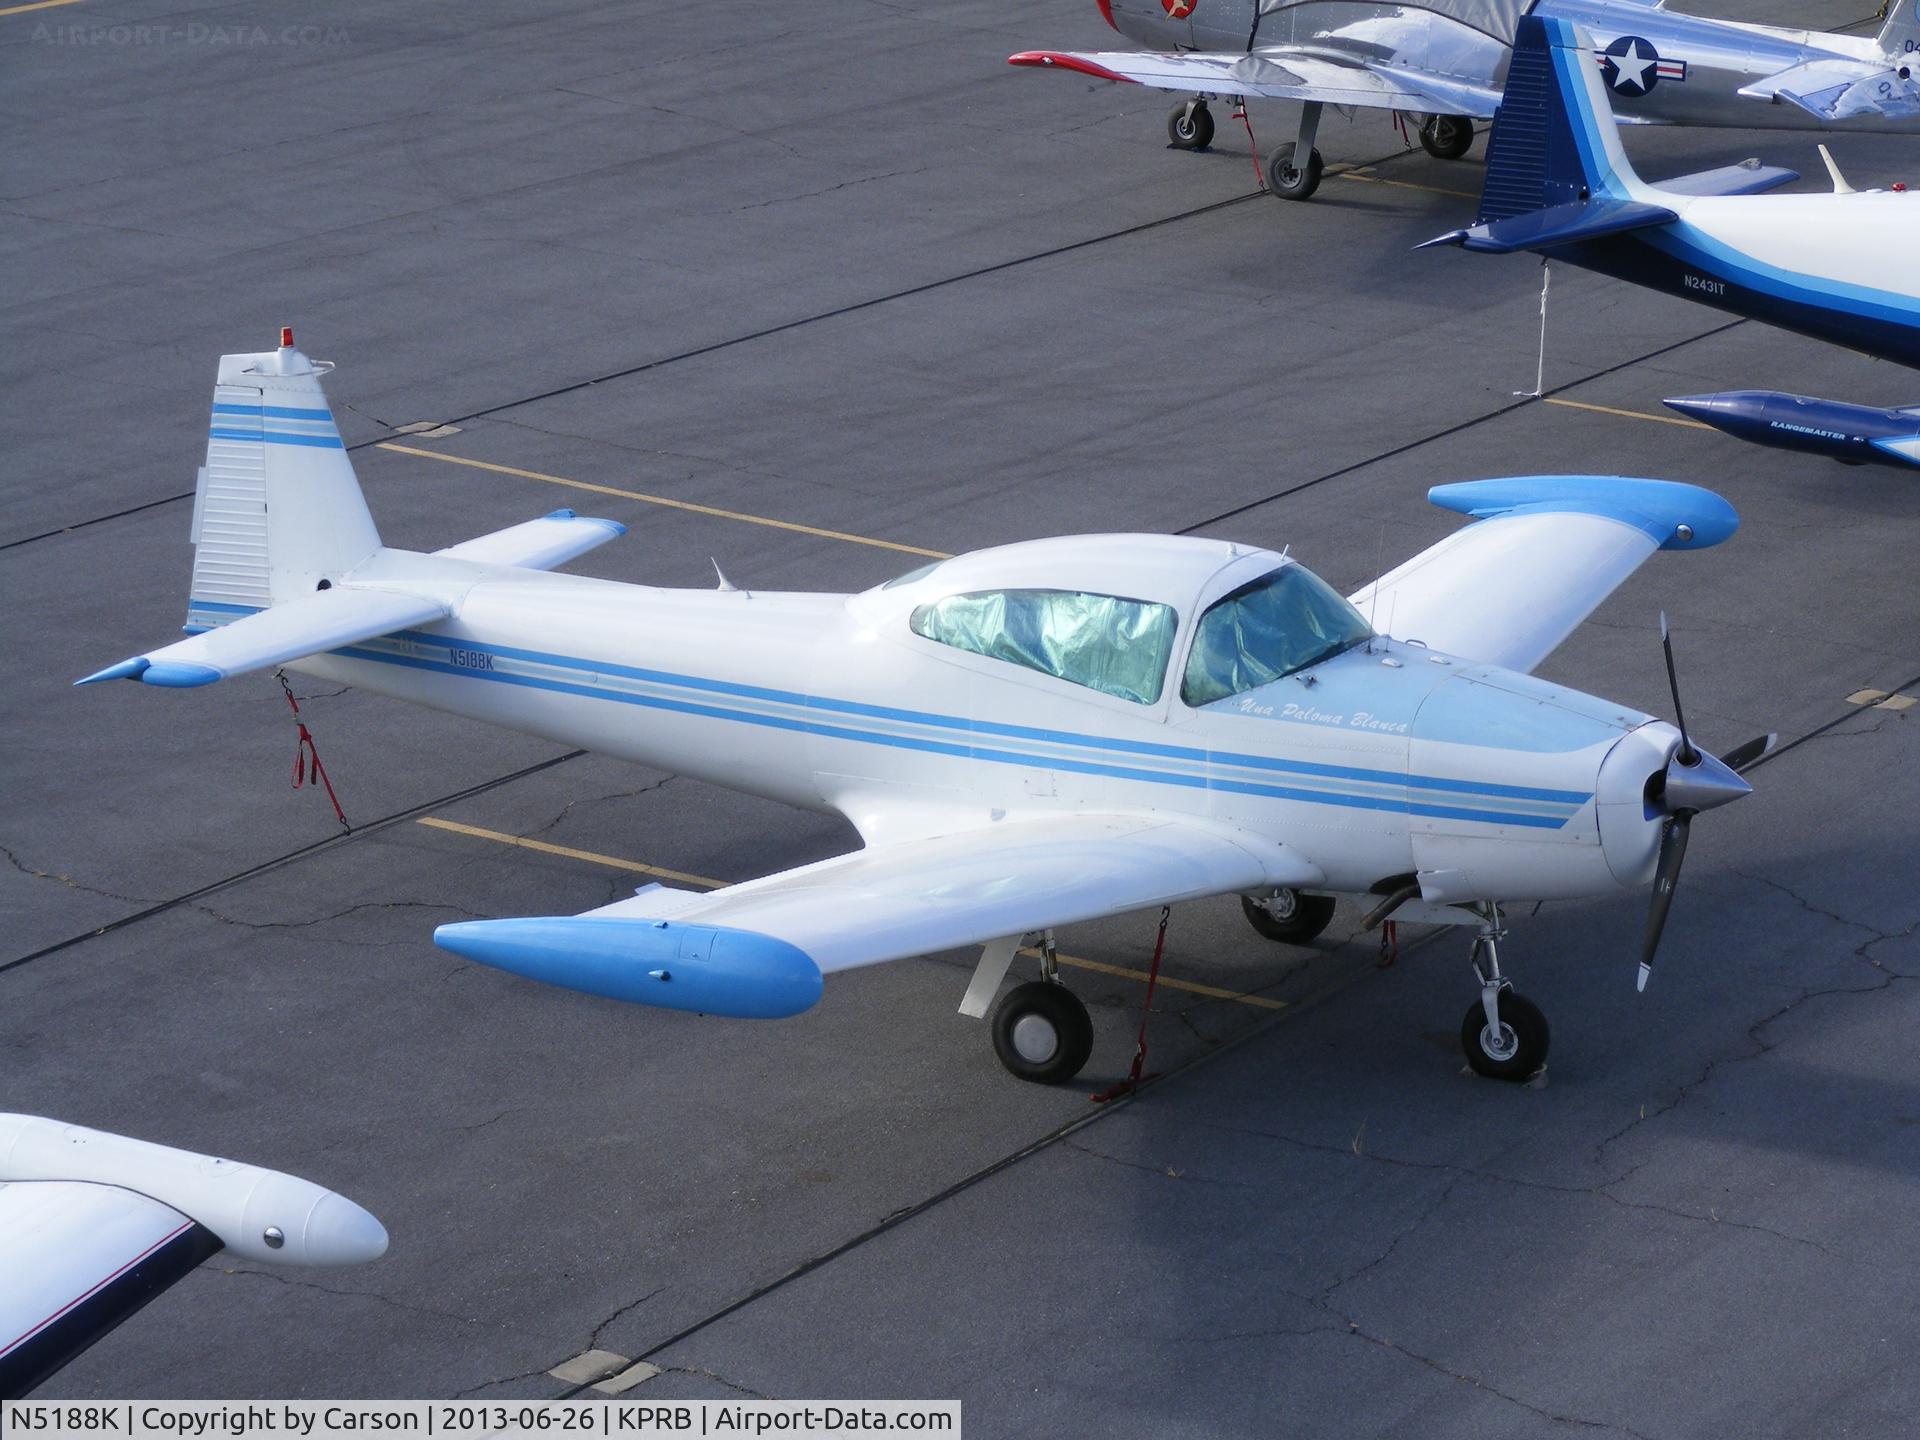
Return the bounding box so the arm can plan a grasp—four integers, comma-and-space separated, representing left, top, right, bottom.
434, 916, 824, 1019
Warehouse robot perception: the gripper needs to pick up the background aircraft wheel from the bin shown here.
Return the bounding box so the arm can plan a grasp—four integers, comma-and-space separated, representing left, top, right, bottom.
1266, 143, 1322, 201
1166, 101, 1214, 151
991, 981, 1095, 1084
1418, 115, 1474, 160
1460, 990, 1550, 1081
1240, 889, 1336, 944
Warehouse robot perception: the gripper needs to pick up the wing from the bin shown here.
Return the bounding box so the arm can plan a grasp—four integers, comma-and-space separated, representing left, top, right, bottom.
0, 1115, 385, 1398
1008, 48, 1499, 117
435, 812, 1321, 1017
435, 509, 625, 571
76, 585, 449, 688
1347, 477, 1738, 674
1741, 61, 1920, 123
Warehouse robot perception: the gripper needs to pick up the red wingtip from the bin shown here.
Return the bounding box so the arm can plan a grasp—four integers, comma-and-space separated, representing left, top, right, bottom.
280, 326, 294, 349
1006, 50, 1137, 83
1096, 0, 1116, 30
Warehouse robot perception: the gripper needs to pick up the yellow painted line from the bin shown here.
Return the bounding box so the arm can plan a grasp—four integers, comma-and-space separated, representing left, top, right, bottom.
419, 817, 1287, 1011
0, 0, 84, 15
376, 442, 949, 560
1846, 688, 1890, 706
1338, 167, 1478, 200
1541, 396, 1714, 431
1849, 689, 1916, 711
1880, 694, 1918, 712
417, 817, 722, 888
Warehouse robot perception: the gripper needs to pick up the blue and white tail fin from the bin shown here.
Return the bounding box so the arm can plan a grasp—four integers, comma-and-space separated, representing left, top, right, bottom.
190, 328, 380, 613
1479, 14, 1647, 220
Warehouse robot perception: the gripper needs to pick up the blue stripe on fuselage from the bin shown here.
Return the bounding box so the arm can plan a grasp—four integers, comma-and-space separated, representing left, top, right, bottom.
184, 600, 1593, 827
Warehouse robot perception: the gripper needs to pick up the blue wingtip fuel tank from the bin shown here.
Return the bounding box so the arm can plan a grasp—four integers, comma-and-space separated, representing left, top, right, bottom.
1665, 392, 1920, 470
434, 917, 825, 1019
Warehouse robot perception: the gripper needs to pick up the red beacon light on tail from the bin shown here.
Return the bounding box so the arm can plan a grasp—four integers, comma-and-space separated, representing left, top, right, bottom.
280, 326, 295, 349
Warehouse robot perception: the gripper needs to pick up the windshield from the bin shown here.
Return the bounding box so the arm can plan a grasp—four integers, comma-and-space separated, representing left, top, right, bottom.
911, 589, 1178, 704
1181, 564, 1374, 707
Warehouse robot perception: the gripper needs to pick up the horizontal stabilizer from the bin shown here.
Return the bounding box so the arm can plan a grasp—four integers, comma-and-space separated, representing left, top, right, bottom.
435, 509, 626, 572
1744, 59, 1920, 121
1420, 197, 1675, 254
1653, 160, 1798, 198
77, 586, 449, 688
1350, 477, 1738, 673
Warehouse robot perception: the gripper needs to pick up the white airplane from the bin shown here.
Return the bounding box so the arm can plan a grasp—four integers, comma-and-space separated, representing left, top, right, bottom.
80, 333, 1769, 1085
0, 1114, 387, 1397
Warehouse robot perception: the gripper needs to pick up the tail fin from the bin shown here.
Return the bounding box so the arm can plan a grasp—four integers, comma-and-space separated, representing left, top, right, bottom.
189, 329, 379, 612
1877, 0, 1918, 58
1478, 15, 1645, 222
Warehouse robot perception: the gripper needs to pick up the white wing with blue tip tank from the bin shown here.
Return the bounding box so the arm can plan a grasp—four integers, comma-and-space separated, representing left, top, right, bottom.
434, 812, 1321, 1018
1347, 477, 1739, 675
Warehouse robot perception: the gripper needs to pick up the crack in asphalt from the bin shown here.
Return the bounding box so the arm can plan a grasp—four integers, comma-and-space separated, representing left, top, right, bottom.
0, 841, 152, 907
216, 1265, 490, 1331
590, 1287, 666, 1353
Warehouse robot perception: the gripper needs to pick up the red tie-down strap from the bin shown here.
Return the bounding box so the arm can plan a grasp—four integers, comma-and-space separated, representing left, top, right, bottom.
1090, 905, 1172, 1104
278, 671, 350, 832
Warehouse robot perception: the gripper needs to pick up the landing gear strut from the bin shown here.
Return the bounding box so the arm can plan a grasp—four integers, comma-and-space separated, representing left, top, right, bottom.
1459, 904, 1549, 1080
1167, 98, 1214, 150
1266, 100, 1324, 201
1418, 114, 1474, 160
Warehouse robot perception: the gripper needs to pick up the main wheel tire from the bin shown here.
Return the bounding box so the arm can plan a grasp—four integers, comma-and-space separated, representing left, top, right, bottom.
1266, 142, 1323, 201
1240, 889, 1337, 944
1460, 989, 1550, 1081
1167, 101, 1214, 151
1418, 114, 1474, 160
991, 981, 1095, 1085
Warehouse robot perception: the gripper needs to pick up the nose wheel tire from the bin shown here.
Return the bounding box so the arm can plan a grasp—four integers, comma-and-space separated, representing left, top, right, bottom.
1167, 101, 1215, 151
1266, 142, 1323, 201
1418, 114, 1474, 160
1240, 889, 1337, 944
991, 981, 1095, 1085
1460, 990, 1549, 1081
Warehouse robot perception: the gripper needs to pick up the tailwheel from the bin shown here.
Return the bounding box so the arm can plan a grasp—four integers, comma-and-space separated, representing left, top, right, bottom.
1460, 989, 1550, 1081
1418, 114, 1474, 160
1167, 99, 1214, 151
991, 980, 1094, 1084
1266, 142, 1323, 201
1240, 889, 1336, 944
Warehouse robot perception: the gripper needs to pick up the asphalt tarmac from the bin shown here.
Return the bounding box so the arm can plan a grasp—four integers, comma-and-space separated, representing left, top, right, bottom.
3, 1, 1916, 1434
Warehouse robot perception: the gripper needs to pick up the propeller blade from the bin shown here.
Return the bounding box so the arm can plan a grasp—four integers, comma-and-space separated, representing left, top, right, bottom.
1637, 814, 1692, 992
1719, 731, 1779, 774
1658, 612, 1697, 766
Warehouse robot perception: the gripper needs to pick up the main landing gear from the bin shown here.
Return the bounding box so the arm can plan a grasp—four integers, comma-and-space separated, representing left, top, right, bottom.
1418, 114, 1475, 160
1266, 99, 1324, 201
1167, 98, 1215, 151
1458, 904, 1549, 1081
962, 932, 1095, 1084
1241, 887, 1336, 944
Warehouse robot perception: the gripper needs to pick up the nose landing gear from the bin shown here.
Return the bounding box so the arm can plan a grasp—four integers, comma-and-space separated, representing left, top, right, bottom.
1459, 905, 1549, 1080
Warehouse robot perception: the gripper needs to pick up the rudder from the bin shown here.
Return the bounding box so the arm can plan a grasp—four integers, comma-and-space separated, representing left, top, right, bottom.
1877, 0, 1919, 59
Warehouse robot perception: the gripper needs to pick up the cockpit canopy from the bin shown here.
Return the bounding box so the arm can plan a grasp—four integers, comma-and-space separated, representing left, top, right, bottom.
893, 545, 1373, 709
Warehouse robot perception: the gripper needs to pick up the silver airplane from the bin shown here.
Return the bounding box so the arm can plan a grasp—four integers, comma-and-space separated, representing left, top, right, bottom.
1011, 0, 1920, 200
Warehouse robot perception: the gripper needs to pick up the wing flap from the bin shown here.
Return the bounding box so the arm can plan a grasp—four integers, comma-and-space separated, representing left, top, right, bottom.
436, 813, 1320, 1015
435, 510, 625, 571
1349, 477, 1739, 673
77, 586, 450, 688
